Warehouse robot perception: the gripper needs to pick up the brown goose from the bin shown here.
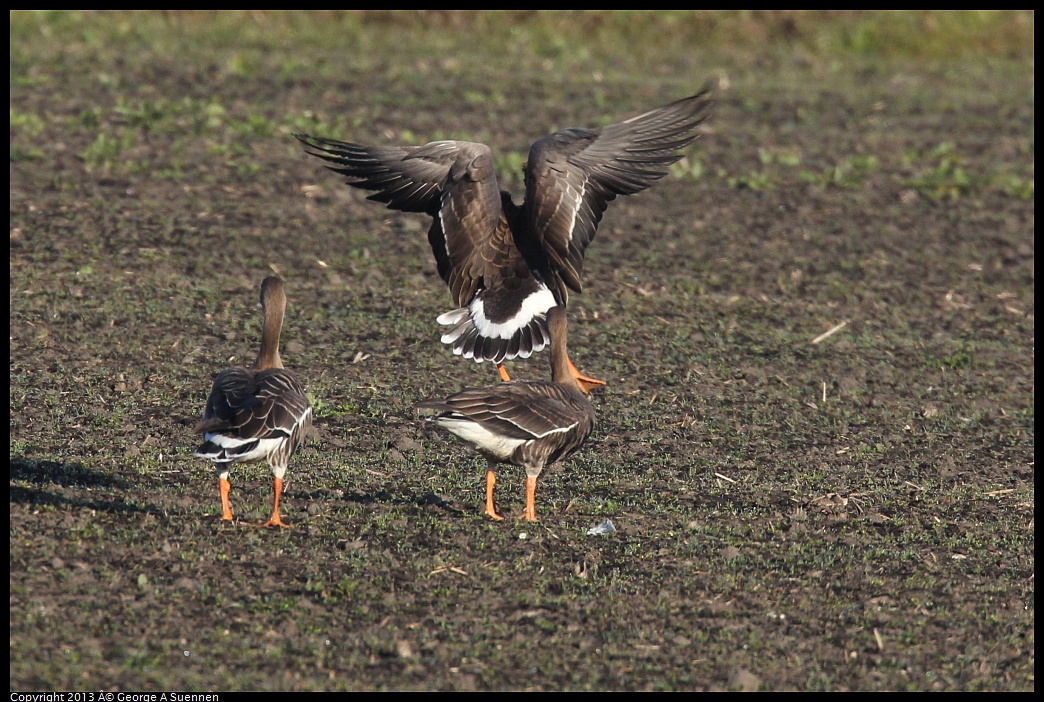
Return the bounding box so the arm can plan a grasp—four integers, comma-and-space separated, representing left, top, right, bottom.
296, 88, 711, 391
417, 306, 595, 522
195, 276, 313, 527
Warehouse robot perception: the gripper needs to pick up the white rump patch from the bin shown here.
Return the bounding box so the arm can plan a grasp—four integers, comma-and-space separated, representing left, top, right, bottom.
469, 286, 556, 341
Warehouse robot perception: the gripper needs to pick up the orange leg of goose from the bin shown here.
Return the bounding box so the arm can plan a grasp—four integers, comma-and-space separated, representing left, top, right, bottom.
260, 477, 290, 528
485, 469, 505, 520
219, 477, 234, 521
519, 475, 538, 522
567, 357, 606, 394
497, 363, 512, 382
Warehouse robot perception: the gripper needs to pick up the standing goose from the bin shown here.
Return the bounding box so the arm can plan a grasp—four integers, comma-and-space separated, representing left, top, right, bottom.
417, 306, 595, 522
296, 88, 711, 390
195, 276, 313, 527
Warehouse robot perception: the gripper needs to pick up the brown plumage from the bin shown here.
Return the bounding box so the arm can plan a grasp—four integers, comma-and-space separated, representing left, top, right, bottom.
417, 306, 595, 522
296, 88, 711, 390
195, 276, 313, 527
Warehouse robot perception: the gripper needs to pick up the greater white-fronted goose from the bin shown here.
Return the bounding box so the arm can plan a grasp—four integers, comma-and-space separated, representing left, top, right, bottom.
417, 306, 595, 522
296, 88, 711, 391
195, 276, 313, 527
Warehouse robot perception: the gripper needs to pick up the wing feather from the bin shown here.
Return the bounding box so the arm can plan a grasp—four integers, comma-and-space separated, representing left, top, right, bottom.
523, 89, 712, 292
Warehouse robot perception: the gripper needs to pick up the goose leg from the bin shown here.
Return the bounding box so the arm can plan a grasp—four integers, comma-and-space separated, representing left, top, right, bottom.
218, 477, 234, 521
260, 476, 290, 528
497, 363, 512, 382
519, 475, 538, 522
568, 357, 605, 394
485, 467, 505, 520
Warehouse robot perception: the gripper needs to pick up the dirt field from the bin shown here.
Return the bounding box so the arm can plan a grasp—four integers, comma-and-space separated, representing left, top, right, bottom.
10, 11, 1034, 691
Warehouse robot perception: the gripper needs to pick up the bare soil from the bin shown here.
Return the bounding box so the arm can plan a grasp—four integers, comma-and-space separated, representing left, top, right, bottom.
10, 12, 1033, 691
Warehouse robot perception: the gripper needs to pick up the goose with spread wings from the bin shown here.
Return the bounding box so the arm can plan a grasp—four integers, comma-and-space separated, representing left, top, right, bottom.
195, 276, 313, 527
296, 88, 711, 390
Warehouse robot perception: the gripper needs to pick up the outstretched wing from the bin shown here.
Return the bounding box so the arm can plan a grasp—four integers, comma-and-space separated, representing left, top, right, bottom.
296, 135, 504, 306
523, 88, 713, 292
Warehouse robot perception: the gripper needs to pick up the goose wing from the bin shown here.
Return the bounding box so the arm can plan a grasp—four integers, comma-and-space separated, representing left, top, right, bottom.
296, 135, 505, 307
523, 89, 712, 292
196, 368, 311, 459
251, 369, 312, 443
418, 381, 590, 441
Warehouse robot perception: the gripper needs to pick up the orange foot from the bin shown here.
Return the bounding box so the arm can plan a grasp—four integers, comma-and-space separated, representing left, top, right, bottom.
568, 357, 605, 395
259, 477, 290, 527
497, 363, 512, 382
